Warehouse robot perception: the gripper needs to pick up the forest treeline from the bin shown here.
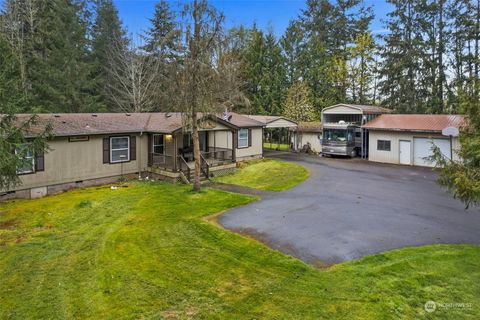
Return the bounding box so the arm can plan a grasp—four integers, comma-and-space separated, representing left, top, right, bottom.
0, 0, 479, 120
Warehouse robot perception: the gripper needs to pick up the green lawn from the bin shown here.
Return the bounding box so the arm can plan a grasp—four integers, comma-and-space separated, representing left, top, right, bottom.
263, 142, 290, 151
1, 182, 479, 319
213, 159, 309, 191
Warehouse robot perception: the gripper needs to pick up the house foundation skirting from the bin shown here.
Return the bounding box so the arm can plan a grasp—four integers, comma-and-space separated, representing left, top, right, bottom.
0, 162, 243, 200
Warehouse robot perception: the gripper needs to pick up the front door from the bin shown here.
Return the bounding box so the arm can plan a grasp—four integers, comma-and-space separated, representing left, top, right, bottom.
399, 140, 412, 165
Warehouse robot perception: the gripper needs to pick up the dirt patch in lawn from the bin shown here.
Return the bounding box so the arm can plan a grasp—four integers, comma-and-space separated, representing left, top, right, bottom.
0, 219, 18, 229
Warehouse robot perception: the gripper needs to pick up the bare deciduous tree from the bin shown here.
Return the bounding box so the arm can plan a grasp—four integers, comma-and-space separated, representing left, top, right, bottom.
105, 37, 164, 112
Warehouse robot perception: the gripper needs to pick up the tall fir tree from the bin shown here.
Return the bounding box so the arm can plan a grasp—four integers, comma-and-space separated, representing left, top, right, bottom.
379, 0, 428, 113
91, 0, 128, 111
1, 0, 101, 113
142, 0, 179, 57
242, 25, 286, 115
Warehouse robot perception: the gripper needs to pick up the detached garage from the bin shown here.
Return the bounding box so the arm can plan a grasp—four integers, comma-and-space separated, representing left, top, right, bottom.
362, 114, 464, 167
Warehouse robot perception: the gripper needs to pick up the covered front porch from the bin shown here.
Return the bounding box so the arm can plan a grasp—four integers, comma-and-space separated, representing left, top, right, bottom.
147, 125, 237, 181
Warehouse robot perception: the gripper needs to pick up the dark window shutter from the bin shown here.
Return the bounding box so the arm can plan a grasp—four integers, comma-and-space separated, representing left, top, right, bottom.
248, 129, 252, 147
148, 134, 152, 166
103, 138, 110, 163
234, 130, 238, 149
130, 136, 136, 161
35, 151, 44, 172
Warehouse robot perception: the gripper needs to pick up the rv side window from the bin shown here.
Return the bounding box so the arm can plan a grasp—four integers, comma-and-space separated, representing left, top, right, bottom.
347, 131, 354, 142
377, 140, 391, 151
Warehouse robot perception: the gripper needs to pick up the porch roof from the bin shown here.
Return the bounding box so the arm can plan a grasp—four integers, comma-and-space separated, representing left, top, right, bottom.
10, 112, 263, 137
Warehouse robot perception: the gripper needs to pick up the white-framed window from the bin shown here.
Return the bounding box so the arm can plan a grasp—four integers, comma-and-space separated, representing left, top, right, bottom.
153, 134, 164, 154
16, 145, 35, 174
238, 128, 249, 148
110, 136, 130, 163
377, 140, 391, 151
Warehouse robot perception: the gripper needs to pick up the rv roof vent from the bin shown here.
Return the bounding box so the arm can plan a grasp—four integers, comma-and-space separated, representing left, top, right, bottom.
92, 114, 98, 117
338, 120, 346, 124
165, 113, 172, 118
53, 114, 60, 118
125, 113, 131, 116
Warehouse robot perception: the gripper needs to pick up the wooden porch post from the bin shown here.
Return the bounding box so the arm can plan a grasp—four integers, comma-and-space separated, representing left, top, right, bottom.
232, 130, 236, 162
213, 130, 217, 159
173, 133, 177, 171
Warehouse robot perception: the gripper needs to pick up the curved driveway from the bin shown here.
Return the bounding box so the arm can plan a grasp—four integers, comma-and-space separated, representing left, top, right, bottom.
219, 151, 480, 264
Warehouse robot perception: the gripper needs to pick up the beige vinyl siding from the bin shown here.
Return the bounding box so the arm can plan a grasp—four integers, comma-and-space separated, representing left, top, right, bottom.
265, 118, 297, 128
295, 132, 322, 153
207, 128, 263, 160
9, 134, 148, 192
236, 127, 263, 160
368, 130, 461, 165
322, 106, 362, 115
208, 130, 233, 149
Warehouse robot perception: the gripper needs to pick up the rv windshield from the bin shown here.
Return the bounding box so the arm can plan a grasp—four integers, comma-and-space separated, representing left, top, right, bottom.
323, 129, 350, 142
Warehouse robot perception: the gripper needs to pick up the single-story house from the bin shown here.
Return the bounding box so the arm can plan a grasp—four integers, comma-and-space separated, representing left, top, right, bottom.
2, 112, 264, 200
290, 122, 322, 153
362, 114, 464, 167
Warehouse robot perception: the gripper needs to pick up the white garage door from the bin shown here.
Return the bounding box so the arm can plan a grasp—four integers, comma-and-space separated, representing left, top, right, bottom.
413, 138, 451, 167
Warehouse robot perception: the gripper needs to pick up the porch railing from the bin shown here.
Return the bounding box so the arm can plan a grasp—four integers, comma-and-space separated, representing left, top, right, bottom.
200, 153, 209, 178
149, 153, 176, 171
177, 156, 191, 181
202, 147, 233, 166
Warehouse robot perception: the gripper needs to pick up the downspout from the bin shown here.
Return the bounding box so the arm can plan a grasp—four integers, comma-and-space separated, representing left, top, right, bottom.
139, 131, 143, 178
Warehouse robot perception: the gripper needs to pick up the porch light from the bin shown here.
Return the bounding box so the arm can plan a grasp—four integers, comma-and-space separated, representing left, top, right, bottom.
165, 134, 173, 142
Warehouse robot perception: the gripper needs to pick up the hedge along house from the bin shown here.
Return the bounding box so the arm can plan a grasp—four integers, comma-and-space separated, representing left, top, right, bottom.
362, 114, 464, 167
243, 115, 297, 150
2, 112, 264, 200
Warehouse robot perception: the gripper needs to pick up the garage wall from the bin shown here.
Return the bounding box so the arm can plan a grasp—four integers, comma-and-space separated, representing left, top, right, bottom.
368, 130, 461, 166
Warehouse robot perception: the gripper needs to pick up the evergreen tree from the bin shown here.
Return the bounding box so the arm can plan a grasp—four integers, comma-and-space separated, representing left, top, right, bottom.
0, 35, 51, 189
91, 0, 128, 111
242, 26, 286, 115
433, 89, 480, 208
282, 81, 317, 122
349, 32, 376, 104
142, 0, 179, 57
1, 0, 101, 113
280, 20, 305, 86
379, 0, 428, 113
288, 0, 373, 110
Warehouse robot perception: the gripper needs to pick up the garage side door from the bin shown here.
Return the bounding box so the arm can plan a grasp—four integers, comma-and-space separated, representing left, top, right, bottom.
413, 138, 450, 167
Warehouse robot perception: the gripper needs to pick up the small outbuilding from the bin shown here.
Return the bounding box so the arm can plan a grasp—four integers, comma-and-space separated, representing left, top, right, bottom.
290, 122, 323, 153
362, 114, 464, 167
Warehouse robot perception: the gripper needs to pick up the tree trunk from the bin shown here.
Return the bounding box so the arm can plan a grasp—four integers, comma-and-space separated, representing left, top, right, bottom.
475, 0, 480, 97
191, 0, 201, 192
191, 112, 201, 191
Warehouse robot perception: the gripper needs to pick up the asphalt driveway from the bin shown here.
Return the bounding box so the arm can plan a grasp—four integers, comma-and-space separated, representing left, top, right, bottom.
219, 151, 480, 264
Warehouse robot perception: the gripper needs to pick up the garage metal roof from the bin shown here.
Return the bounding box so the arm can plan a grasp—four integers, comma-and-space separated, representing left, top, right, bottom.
362, 114, 465, 132
322, 104, 392, 115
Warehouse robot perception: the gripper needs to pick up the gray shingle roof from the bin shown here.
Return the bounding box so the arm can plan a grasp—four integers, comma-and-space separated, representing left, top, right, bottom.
11, 112, 264, 137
